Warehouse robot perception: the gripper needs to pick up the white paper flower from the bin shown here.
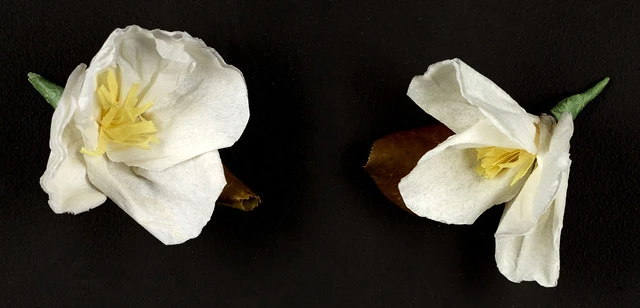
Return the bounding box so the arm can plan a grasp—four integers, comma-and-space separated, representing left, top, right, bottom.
40, 26, 249, 245
398, 59, 574, 287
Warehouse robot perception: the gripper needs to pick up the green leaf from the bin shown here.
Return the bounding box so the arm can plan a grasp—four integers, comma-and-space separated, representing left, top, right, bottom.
551, 77, 610, 121
27, 72, 64, 109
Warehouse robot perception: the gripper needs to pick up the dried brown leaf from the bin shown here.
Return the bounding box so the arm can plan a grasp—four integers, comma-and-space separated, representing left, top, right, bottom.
364, 124, 453, 213
217, 166, 261, 211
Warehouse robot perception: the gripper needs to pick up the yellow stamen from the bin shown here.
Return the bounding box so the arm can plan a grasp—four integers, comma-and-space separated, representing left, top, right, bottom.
80, 69, 158, 156
475, 147, 535, 186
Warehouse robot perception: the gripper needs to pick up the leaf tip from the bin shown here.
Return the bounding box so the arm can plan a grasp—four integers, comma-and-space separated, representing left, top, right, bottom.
27, 72, 63, 109
593, 76, 610, 92
551, 76, 611, 121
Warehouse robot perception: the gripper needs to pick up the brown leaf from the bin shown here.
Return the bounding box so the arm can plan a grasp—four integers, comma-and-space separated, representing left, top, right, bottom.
217, 166, 261, 211
364, 124, 453, 213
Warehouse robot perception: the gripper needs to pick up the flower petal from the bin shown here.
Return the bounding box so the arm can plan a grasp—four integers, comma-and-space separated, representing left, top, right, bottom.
494, 167, 570, 287
408, 59, 486, 133
399, 119, 527, 224
40, 64, 107, 214
84, 150, 225, 245
76, 26, 249, 171
408, 59, 538, 153
495, 114, 574, 236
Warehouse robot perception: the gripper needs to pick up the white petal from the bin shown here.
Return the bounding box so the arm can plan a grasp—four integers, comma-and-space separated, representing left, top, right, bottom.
496, 114, 573, 236
545, 113, 574, 156
494, 166, 570, 287
399, 119, 527, 224
40, 64, 106, 214
494, 113, 573, 287
408, 60, 486, 133
422, 118, 525, 161
75, 25, 249, 171
84, 150, 226, 245
408, 59, 538, 153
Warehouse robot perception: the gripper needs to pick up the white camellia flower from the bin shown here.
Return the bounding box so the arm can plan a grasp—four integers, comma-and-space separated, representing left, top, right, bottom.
398, 59, 574, 287
40, 26, 249, 245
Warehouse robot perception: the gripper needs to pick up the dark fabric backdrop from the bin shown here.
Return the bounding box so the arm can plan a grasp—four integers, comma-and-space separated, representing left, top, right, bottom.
1, 0, 638, 306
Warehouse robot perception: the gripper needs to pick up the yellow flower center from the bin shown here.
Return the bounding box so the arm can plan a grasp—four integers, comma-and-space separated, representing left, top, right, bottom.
80, 69, 158, 156
475, 147, 535, 186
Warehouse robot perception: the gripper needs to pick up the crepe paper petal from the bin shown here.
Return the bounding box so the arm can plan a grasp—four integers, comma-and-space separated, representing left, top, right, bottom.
400, 145, 527, 224
217, 166, 261, 211
408, 59, 538, 153
551, 77, 610, 121
28, 72, 64, 109
496, 114, 574, 236
85, 150, 225, 245
71, 26, 250, 172
398, 117, 535, 224
399, 118, 535, 224
494, 167, 570, 287
364, 124, 453, 212
417, 118, 529, 161
40, 65, 107, 214
408, 61, 486, 134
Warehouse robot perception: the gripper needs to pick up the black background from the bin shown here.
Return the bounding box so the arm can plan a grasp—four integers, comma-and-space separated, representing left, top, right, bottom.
1, 1, 639, 306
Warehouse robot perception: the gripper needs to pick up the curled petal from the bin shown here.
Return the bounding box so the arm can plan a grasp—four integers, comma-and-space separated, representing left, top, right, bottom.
75, 25, 249, 171
408, 60, 486, 133
496, 114, 573, 236
421, 118, 525, 159
495, 167, 570, 287
84, 150, 226, 245
399, 119, 530, 224
408, 59, 538, 153
40, 64, 106, 214
494, 113, 573, 287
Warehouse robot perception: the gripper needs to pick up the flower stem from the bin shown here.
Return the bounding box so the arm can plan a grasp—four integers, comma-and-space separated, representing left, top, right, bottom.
551, 77, 610, 121
27, 72, 63, 109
